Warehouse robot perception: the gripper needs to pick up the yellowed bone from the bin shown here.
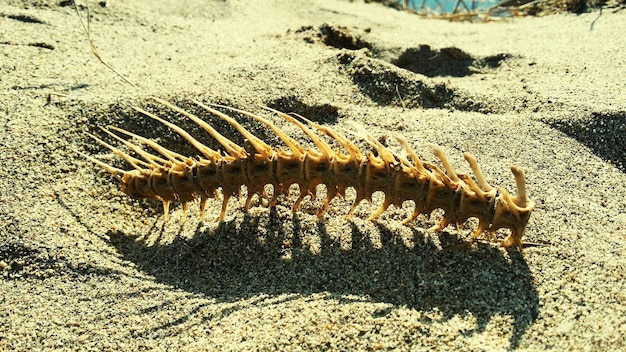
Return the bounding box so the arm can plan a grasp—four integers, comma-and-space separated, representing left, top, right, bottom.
134, 105, 223, 161
346, 121, 396, 165
463, 152, 493, 192
295, 114, 363, 163
98, 126, 167, 168
510, 166, 529, 208
264, 108, 335, 161
162, 200, 170, 222
87, 132, 149, 172
75, 149, 125, 181
107, 125, 189, 163
430, 145, 461, 183
81, 98, 534, 249
210, 103, 306, 159
152, 98, 245, 160
392, 133, 429, 175
194, 99, 273, 159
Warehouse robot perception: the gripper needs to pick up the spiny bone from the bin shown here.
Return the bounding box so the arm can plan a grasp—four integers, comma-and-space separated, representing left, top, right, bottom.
463, 152, 493, 192
162, 200, 171, 222
154, 98, 246, 160
345, 121, 396, 165
510, 166, 529, 208
211, 103, 306, 159
430, 144, 461, 184
289, 114, 368, 217
82, 99, 534, 249
107, 125, 188, 164
263, 107, 335, 161
75, 149, 125, 181
87, 132, 148, 172
193, 99, 273, 160
264, 108, 340, 217
296, 113, 363, 164
98, 126, 167, 169
134, 105, 221, 161
209, 104, 312, 215
392, 133, 429, 175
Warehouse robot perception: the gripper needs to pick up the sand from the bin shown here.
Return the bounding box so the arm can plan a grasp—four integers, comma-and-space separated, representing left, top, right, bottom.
1, 0, 625, 350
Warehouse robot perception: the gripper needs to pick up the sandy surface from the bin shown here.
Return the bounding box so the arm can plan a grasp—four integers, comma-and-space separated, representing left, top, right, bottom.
1, 0, 626, 350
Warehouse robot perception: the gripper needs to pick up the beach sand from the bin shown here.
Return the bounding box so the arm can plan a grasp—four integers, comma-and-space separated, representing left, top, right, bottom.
1, 0, 625, 350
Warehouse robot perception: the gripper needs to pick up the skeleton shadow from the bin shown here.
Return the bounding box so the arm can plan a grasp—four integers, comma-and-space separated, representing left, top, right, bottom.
107, 210, 539, 349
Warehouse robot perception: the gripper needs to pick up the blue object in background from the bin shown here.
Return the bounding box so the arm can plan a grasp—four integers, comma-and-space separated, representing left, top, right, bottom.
402, 0, 502, 13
